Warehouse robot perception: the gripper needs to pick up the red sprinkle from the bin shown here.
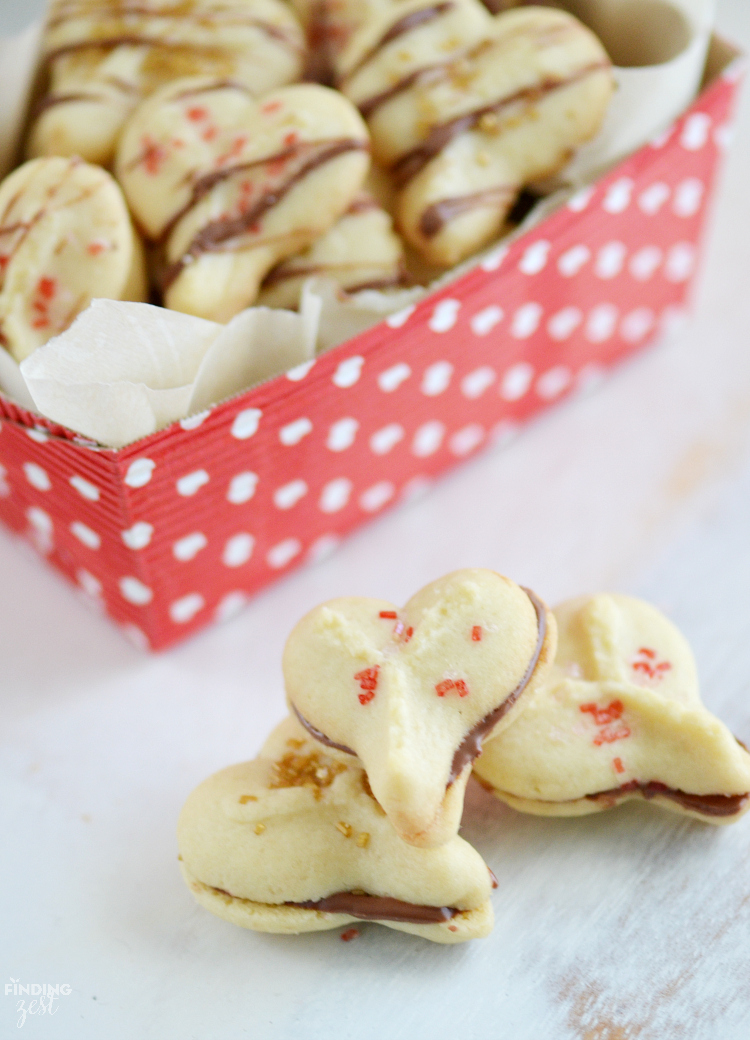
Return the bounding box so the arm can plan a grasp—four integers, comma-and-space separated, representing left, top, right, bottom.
283, 130, 298, 146
340, 928, 359, 942
435, 678, 469, 698
404, 627, 414, 642
355, 665, 380, 705
31, 317, 50, 329
613, 757, 625, 774
580, 700, 624, 726
379, 611, 397, 619
472, 626, 482, 642
139, 135, 167, 175
0, 255, 9, 270
448, 925, 458, 933
638, 647, 656, 659
187, 106, 208, 122
87, 241, 106, 256
632, 648, 672, 680
593, 727, 631, 746
261, 100, 283, 114
202, 125, 218, 142
38, 277, 56, 300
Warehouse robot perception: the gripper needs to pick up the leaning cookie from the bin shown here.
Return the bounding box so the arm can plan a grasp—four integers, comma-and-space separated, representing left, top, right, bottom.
340, 1, 614, 266
28, 0, 305, 167
178, 716, 495, 943
474, 594, 750, 824
0, 156, 145, 363
283, 569, 556, 848
257, 193, 406, 309
116, 77, 370, 321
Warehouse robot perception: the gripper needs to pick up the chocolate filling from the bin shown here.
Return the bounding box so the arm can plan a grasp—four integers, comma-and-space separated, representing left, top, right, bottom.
419, 185, 516, 238
287, 891, 458, 924
586, 781, 750, 818
391, 61, 611, 187
159, 138, 369, 290
291, 586, 548, 786
343, 3, 455, 82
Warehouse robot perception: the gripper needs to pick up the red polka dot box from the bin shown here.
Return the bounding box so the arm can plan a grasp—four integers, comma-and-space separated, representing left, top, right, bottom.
0, 39, 743, 651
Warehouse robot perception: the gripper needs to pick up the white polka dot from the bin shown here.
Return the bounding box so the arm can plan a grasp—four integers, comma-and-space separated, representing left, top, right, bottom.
27, 505, 52, 534
308, 534, 341, 563
176, 469, 209, 496
567, 186, 595, 212
23, 462, 51, 491
594, 241, 627, 279
124, 458, 155, 488
500, 362, 534, 401
638, 182, 670, 215
273, 479, 308, 510
461, 367, 496, 399
227, 471, 258, 504
470, 306, 503, 336
681, 112, 711, 151
333, 356, 364, 388
231, 408, 262, 440
170, 593, 205, 624
429, 298, 461, 332
547, 307, 582, 341
511, 303, 542, 339
69, 475, 100, 501
121, 522, 153, 550
370, 423, 404, 455
327, 418, 358, 452
223, 533, 255, 567
519, 240, 550, 275
664, 242, 696, 283
378, 363, 411, 392
449, 424, 485, 456
70, 521, 100, 550
620, 308, 656, 343
286, 359, 316, 381
360, 481, 395, 512
536, 366, 572, 400
585, 304, 619, 343
180, 410, 210, 431
173, 532, 207, 561
24, 427, 48, 444
421, 361, 453, 396
602, 178, 633, 213
122, 624, 149, 650
412, 421, 445, 457
279, 417, 312, 446
77, 569, 102, 598
401, 476, 432, 503
267, 538, 302, 569
672, 178, 704, 218
119, 576, 153, 605
386, 305, 416, 328
557, 244, 590, 277
490, 420, 519, 447
629, 246, 663, 281
480, 244, 508, 271
215, 591, 249, 622
319, 478, 352, 513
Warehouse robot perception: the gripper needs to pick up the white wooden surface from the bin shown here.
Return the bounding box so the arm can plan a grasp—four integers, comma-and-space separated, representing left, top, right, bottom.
3, 2, 750, 1036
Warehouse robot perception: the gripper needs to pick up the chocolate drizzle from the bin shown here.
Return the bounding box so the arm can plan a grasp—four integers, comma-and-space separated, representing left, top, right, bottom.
391, 61, 611, 187
159, 138, 369, 290
287, 891, 458, 924
448, 587, 547, 783
419, 185, 516, 238
291, 586, 549, 787
586, 781, 750, 818
343, 3, 455, 82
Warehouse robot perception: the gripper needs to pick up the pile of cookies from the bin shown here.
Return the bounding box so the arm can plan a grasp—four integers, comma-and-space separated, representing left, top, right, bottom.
0, 0, 615, 362
178, 570, 750, 944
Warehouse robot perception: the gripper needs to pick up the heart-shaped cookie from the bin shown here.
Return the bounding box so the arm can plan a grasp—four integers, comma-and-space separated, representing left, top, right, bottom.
257, 192, 406, 308
283, 570, 556, 847
116, 77, 371, 320
474, 594, 750, 823
339, 0, 614, 265
28, 0, 306, 167
0, 156, 145, 362
178, 716, 495, 942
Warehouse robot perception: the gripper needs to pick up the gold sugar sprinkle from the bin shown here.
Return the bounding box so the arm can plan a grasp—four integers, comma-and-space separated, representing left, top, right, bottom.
270, 750, 347, 800
177, 854, 183, 861
479, 112, 499, 134
286, 737, 305, 749
238, 794, 258, 804
336, 821, 353, 838
356, 832, 370, 848
254, 823, 266, 835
